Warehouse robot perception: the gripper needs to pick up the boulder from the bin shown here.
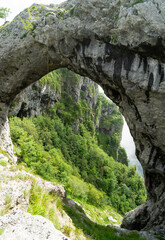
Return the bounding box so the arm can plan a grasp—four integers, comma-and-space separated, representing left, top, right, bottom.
0, 208, 69, 240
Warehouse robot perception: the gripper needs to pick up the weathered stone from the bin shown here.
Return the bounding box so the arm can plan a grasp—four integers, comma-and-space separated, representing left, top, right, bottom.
112, 226, 158, 240
9, 75, 98, 119
0, 104, 14, 159
0, 161, 67, 211
0, 160, 69, 239
0, 207, 69, 240
0, 175, 31, 212
121, 198, 165, 236
35, 178, 67, 198
0, 0, 165, 236
9, 82, 60, 118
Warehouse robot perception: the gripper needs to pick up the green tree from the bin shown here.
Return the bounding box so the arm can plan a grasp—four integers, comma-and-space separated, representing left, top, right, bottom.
9, 68, 147, 215
0, 8, 10, 22
118, 147, 129, 166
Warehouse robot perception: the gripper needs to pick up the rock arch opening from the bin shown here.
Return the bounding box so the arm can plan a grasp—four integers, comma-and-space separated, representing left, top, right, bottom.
0, 1, 165, 236
121, 118, 144, 177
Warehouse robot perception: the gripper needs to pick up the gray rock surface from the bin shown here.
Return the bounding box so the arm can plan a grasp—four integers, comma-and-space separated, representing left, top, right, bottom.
9, 74, 98, 119
0, 157, 69, 240
0, 0, 165, 236
0, 103, 14, 159
113, 226, 158, 240
35, 177, 66, 198
0, 164, 67, 208
0, 207, 69, 240
9, 81, 60, 118
0, 172, 31, 212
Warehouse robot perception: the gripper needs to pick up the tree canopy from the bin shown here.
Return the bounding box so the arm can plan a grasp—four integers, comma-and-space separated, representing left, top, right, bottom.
9, 69, 146, 215
0, 7, 10, 21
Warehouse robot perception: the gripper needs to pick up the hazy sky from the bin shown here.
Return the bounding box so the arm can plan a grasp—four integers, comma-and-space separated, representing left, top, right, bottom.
0, 0, 65, 25
99, 87, 138, 166
121, 118, 136, 159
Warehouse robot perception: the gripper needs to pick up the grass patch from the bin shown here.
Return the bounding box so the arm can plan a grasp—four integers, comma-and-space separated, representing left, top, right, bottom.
0, 160, 7, 167
28, 183, 61, 230
63, 198, 146, 240
0, 228, 5, 235
156, 237, 165, 240
27, 182, 86, 239
0, 149, 9, 158
0, 148, 13, 164
62, 225, 73, 237
0, 197, 12, 216
67, 194, 122, 226
132, 0, 144, 5
5, 195, 12, 205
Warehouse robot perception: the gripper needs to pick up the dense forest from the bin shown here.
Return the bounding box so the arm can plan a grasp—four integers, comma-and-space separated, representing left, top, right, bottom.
9, 69, 146, 215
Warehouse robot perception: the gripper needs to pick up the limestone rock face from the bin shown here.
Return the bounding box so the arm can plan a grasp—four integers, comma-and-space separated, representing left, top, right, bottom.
98, 104, 119, 135
79, 77, 98, 109
0, 172, 31, 212
0, 104, 14, 159
9, 75, 98, 119
9, 82, 60, 118
0, 208, 69, 240
121, 199, 165, 236
0, 0, 165, 236
0, 158, 69, 240
35, 178, 66, 198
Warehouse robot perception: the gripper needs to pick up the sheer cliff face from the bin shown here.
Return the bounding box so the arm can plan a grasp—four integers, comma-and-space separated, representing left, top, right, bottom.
9, 82, 60, 118
9, 75, 98, 118
0, 0, 165, 236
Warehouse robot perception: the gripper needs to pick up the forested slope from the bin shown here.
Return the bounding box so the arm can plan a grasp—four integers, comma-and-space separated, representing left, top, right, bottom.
9, 69, 146, 215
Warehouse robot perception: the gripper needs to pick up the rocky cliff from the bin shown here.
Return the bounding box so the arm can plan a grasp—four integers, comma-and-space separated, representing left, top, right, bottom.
95, 93, 127, 163
0, 0, 165, 236
9, 71, 98, 119
0, 154, 157, 240
9, 69, 124, 164
0, 153, 69, 240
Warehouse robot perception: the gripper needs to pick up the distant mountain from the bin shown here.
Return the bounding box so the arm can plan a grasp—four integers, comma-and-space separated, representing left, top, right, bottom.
9, 69, 128, 166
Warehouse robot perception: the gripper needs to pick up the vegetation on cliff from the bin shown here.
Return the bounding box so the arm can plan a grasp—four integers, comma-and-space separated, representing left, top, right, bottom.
0, 159, 147, 240
9, 69, 146, 216
96, 93, 128, 166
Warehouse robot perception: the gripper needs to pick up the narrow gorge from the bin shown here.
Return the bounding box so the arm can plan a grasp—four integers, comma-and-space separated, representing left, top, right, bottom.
0, 0, 165, 237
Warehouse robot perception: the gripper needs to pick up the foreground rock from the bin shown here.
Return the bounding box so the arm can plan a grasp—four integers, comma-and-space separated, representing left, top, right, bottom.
121, 199, 165, 236
0, 0, 165, 235
0, 161, 66, 212
0, 208, 69, 240
0, 156, 160, 239
0, 157, 69, 239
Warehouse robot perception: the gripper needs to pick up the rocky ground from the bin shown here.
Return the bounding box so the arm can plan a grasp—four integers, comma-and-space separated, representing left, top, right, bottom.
0, 208, 69, 240
0, 152, 161, 240
0, 153, 70, 240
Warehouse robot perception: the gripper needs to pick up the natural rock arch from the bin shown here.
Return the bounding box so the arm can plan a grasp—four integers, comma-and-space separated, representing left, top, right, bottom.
0, 0, 165, 236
